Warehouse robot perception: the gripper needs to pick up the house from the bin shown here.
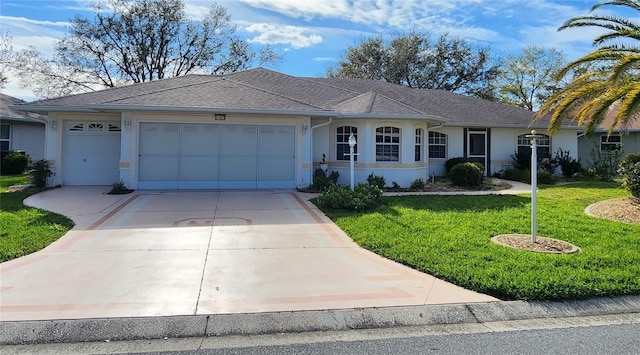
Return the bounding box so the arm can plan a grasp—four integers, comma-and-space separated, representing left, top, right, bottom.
577, 110, 640, 168
12, 68, 580, 189
0, 93, 46, 162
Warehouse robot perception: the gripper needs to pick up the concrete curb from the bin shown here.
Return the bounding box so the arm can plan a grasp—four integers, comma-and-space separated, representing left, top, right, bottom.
2, 295, 639, 345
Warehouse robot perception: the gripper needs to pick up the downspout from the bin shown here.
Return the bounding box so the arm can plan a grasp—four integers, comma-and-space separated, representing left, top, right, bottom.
426, 122, 444, 180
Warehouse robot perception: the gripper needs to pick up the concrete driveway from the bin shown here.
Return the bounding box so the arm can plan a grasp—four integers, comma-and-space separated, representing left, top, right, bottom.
0, 187, 497, 321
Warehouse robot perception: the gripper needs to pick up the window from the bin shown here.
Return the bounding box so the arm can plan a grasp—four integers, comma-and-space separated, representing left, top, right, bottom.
600, 135, 621, 151
88, 123, 104, 132
376, 126, 400, 161
415, 129, 423, 161
108, 123, 122, 132
67, 122, 85, 132
428, 131, 447, 159
0, 123, 9, 151
517, 133, 551, 158
336, 126, 357, 161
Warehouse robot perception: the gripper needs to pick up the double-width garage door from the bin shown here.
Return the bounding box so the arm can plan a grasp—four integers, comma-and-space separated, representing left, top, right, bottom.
138, 123, 295, 189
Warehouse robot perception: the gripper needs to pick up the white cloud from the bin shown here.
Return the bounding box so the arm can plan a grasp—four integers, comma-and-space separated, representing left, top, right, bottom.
313, 57, 336, 62
0, 15, 70, 30
236, 0, 469, 28
245, 23, 323, 48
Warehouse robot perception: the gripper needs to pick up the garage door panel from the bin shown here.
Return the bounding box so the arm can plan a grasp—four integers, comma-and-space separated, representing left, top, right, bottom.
220, 156, 257, 181
259, 125, 294, 154
181, 124, 219, 153
139, 156, 179, 181
180, 156, 219, 181
140, 123, 179, 154
258, 157, 295, 181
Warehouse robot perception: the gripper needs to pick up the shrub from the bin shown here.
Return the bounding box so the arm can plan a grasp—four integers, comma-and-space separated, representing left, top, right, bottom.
1, 151, 30, 174
510, 151, 531, 170
367, 172, 386, 189
315, 183, 383, 210
555, 148, 582, 178
619, 153, 640, 173
537, 170, 556, 185
619, 154, 640, 199
108, 180, 133, 194
448, 162, 483, 188
445, 157, 476, 174
621, 162, 640, 199
500, 168, 530, 183
390, 181, 402, 191
589, 144, 624, 181
328, 170, 340, 185
538, 157, 559, 174
312, 168, 331, 191
409, 178, 425, 191
29, 159, 52, 188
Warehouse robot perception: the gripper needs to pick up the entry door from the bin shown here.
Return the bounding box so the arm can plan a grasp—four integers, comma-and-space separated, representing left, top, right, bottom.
467, 130, 487, 175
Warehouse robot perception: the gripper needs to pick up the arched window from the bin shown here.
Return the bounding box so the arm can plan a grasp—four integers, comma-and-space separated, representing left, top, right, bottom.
517, 133, 551, 158
376, 126, 400, 161
428, 131, 447, 159
336, 126, 357, 161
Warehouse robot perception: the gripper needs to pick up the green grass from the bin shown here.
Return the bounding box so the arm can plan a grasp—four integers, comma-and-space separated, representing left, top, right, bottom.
318, 182, 640, 301
0, 173, 29, 190
0, 175, 74, 262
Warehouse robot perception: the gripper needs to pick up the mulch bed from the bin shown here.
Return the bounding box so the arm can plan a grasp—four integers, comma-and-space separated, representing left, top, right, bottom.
492, 234, 580, 254
585, 197, 640, 224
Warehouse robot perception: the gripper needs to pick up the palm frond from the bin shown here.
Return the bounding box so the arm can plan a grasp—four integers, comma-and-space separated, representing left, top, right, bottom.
615, 83, 640, 130
591, 0, 640, 13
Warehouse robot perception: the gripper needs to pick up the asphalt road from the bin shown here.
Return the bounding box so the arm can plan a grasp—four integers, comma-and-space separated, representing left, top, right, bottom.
5, 313, 640, 355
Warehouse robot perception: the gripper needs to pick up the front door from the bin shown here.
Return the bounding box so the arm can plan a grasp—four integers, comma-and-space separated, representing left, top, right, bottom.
467, 129, 487, 175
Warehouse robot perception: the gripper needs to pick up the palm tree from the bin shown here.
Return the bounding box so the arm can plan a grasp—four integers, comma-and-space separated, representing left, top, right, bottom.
535, 0, 640, 134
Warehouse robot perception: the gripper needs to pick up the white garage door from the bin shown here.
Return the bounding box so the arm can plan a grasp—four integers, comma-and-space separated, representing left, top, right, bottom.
63, 121, 121, 185
138, 123, 295, 190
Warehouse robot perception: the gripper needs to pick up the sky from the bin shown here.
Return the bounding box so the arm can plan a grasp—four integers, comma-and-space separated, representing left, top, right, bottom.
0, 0, 617, 101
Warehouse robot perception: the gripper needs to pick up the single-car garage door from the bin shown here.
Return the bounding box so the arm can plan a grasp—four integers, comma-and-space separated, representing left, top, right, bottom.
62, 121, 121, 185
138, 122, 295, 190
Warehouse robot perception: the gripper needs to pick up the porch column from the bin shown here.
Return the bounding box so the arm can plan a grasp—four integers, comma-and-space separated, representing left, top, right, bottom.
119, 112, 133, 188
44, 113, 62, 187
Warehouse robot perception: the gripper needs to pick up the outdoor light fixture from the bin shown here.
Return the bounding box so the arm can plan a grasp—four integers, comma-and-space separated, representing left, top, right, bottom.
302, 124, 309, 135
48, 119, 56, 131
526, 129, 542, 244
348, 133, 356, 190
123, 118, 131, 131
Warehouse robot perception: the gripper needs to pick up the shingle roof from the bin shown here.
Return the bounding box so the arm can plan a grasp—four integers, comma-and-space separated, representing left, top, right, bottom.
0, 93, 46, 123
14, 68, 552, 127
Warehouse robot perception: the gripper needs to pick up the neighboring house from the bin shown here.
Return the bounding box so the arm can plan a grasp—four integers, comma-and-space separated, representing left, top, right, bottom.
0, 93, 46, 162
577, 112, 640, 168
12, 68, 580, 189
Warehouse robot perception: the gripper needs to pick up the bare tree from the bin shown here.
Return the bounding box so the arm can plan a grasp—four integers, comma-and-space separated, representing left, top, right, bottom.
0, 32, 15, 88
13, 0, 281, 98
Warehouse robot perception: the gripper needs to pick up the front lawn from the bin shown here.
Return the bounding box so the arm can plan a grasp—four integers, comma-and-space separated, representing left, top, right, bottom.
0, 175, 74, 262
318, 182, 640, 300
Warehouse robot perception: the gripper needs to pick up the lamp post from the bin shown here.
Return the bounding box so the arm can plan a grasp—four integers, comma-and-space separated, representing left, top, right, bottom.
526, 130, 541, 244
348, 134, 356, 190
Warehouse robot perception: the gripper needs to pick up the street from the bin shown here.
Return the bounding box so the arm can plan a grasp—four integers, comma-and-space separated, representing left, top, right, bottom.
4, 313, 640, 354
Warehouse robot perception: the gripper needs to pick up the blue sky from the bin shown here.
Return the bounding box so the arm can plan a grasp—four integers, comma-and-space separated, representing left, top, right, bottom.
0, 0, 613, 100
